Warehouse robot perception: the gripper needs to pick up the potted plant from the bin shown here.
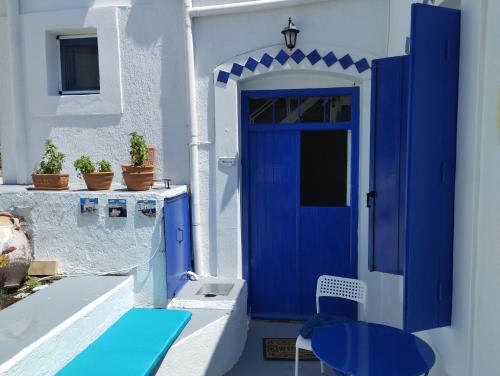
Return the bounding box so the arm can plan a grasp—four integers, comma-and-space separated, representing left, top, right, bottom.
74, 156, 114, 191
122, 132, 154, 191
32, 139, 69, 190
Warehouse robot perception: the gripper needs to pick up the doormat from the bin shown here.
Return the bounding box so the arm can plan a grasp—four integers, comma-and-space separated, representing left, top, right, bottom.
263, 338, 318, 361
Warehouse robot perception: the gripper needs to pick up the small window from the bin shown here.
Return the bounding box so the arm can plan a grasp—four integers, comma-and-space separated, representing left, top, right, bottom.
58, 35, 100, 95
301, 131, 349, 207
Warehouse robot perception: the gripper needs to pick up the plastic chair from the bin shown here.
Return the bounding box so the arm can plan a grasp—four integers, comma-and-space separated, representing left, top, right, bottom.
295, 275, 367, 376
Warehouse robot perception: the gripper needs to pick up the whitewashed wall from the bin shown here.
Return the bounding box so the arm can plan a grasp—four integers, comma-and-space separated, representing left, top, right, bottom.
0, 186, 187, 307
0, 0, 190, 185
192, 0, 390, 276
470, 0, 500, 373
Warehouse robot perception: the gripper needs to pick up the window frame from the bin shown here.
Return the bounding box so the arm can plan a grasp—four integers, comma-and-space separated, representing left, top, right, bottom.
57, 34, 100, 96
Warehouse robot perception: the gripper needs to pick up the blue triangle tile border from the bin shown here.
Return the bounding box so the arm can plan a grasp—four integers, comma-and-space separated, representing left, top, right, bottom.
216, 49, 372, 85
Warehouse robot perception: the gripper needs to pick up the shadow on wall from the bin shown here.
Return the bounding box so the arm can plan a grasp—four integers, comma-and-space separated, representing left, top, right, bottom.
125, 0, 190, 185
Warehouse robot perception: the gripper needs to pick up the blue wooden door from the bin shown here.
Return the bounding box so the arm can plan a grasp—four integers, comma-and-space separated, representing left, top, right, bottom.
242, 89, 359, 320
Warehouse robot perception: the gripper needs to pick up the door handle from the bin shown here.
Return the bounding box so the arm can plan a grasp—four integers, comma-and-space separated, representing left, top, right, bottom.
176, 228, 184, 243
366, 191, 377, 208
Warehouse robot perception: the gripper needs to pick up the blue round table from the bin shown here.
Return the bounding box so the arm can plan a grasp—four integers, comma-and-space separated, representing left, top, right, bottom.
311, 322, 435, 376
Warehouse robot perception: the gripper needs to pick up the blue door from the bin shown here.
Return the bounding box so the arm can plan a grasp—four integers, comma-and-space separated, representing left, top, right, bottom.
242, 88, 359, 320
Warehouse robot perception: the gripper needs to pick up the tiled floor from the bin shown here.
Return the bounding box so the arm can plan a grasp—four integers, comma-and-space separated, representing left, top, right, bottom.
225, 320, 338, 376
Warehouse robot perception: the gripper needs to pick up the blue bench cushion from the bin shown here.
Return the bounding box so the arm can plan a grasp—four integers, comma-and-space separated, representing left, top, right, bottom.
57, 308, 191, 376
299, 312, 353, 339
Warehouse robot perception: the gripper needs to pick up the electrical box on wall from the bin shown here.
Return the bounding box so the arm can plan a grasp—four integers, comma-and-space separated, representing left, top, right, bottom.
368, 4, 460, 333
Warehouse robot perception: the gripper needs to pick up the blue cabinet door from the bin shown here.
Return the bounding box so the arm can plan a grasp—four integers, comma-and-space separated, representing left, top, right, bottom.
164, 193, 192, 302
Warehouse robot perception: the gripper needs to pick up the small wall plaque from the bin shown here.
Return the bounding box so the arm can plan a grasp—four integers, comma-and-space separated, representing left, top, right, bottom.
137, 199, 157, 218
218, 156, 237, 167
108, 199, 127, 218
80, 198, 98, 216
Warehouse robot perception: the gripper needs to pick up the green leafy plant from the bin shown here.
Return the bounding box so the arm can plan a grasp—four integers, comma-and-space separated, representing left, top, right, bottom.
74, 156, 95, 177
74, 157, 113, 177
35, 139, 65, 174
24, 275, 41, 291
129, 132, 148, 167
97, 160, 112, 173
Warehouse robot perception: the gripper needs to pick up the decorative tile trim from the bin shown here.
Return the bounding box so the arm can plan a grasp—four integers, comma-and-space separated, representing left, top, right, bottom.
216, 48, 372, 85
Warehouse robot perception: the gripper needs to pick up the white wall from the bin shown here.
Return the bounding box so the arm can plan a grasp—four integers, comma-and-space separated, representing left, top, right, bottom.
192, 0, 389, 277
0, 186, 187, 307
470, 0, 500, 373
0, 0, 190, 185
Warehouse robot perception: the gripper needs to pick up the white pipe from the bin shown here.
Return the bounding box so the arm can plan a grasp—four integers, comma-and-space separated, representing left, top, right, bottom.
183, 0, 205, 276
189, 0, 332, 18
5, 0, 28, 184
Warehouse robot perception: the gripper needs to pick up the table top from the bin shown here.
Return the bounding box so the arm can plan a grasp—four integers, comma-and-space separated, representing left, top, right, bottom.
311, 321, 435, 376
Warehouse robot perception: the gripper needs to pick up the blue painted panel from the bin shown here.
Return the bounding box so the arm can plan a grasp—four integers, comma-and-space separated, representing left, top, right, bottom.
369, 56, 409, 274
164, 193, 192, 302
248, 130, 301, 319
57, 308, 191, 376
300, 207, 357, 319
404, 4, 459, 332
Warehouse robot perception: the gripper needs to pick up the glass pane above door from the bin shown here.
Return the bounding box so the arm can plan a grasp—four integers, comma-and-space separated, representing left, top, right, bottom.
326, 95, 352, 122
247, 95, 352, 125
249, 98, 274, 124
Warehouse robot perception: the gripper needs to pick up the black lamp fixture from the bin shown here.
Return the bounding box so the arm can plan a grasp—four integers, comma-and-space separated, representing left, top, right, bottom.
281, 17, 300, 50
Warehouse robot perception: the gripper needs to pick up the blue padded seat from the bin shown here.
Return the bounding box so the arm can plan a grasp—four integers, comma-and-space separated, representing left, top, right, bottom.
57, 308, 191, 376
299, 312, 353, 339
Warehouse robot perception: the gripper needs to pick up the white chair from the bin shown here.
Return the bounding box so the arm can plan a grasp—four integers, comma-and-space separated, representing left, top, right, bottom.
295, 275, 367, 376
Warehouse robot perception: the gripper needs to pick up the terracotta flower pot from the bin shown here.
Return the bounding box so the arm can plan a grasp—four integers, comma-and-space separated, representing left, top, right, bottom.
121, 164, 154, 174
83, 172, 114, 191
122, 170, 154, 191
32, 174, 69, 190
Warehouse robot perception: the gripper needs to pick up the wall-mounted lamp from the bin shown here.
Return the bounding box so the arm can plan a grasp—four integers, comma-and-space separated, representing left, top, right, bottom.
281, 17, 300, 50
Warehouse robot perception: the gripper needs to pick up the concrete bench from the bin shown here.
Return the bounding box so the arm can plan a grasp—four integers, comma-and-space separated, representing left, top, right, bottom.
57, 308, 191, 376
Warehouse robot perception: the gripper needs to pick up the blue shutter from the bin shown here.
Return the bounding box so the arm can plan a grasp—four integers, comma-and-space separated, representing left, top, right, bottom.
403, 3, 460, 332
369, 55, 409, 275
369, 4, 460, 332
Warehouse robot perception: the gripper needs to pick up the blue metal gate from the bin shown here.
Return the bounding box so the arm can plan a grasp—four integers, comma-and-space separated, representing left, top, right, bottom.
241, 88, 359, 320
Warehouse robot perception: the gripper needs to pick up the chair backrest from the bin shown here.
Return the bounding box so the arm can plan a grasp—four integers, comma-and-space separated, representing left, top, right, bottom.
316, 275, 367, 313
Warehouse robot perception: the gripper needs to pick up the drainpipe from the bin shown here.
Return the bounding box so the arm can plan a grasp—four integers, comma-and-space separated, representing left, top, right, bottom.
5, 0, 28, 184
189, 0, 332, 18
183, 0, 205, 276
